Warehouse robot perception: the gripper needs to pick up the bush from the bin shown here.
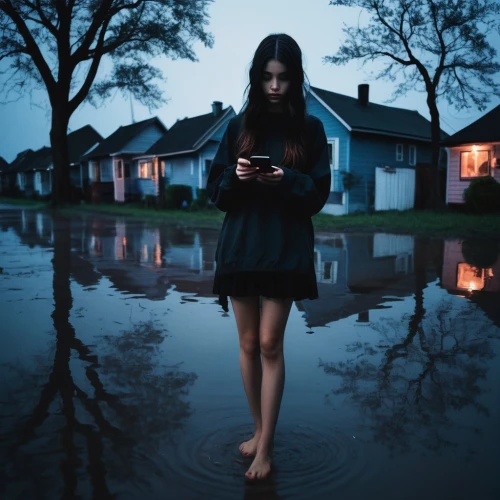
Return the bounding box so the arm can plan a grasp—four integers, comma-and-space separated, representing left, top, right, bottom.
164, 184, 193, 209
463, 176, 500, 213
190, 188, 212, 210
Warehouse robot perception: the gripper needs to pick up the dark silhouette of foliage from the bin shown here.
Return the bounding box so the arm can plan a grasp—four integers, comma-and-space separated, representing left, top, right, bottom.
0, 1, 213, 205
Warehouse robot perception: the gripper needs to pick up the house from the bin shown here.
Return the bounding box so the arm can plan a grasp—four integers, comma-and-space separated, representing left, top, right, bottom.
441, 104, 500, 207
307, 85, 447, 214
141, 101, 235, 199
81, 117, 167, 203
5, 149, 37, 195
67, 125, 103, 197
4, 125, 103, 199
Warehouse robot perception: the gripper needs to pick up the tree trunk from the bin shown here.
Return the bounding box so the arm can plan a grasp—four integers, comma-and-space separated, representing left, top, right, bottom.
50, 106, 72, 207
427, 92, 443, 209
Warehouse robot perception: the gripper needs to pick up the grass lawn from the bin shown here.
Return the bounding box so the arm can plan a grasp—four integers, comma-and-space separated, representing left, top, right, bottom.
2, 197, 499, 239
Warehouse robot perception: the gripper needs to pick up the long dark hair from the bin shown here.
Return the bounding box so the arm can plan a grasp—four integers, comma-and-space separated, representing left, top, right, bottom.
237, 33, 309, 168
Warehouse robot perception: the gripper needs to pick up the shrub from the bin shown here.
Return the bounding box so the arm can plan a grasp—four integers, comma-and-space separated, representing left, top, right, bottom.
462, 239, 500, 268
164, 184, 193, 209
463, 176, 500, 214
190, 188, 212, 210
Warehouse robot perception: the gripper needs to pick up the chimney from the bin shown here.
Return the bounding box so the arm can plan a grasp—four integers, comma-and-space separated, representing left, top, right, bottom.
212, 101, 223, 117
358, 84, 369, 106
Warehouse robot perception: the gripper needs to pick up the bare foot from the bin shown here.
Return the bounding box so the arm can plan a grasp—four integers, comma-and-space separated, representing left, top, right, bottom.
239, 433, 261, 457
244, 453, 272, 481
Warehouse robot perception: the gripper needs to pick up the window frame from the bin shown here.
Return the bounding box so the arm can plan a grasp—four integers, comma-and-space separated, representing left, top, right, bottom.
327, 137, 340, 191
396, 144, 404, 162
409, 145, 417, 166
139, 161, 153, 179
459, 150, 490, 180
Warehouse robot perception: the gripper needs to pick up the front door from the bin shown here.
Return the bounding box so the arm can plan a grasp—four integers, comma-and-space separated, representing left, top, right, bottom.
114, 159, 125, 202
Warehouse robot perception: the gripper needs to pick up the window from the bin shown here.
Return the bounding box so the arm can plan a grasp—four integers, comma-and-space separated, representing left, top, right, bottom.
327, 138, 339, 191
320, 261, 338, 284
327, 139, 339, 170
139, 161, 153, 179
160, 161, 165, 178
124, 162, 131, 178
115, 160, 123, 179
409, 145, 417, 166
456, 263, 493, 291
204, 159, 212, 174
460, 150, 490, 179
396, 144, 403, 162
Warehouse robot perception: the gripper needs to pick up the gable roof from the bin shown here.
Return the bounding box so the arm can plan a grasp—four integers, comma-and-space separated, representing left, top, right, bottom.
146, 106, 235, 157
8, 149, 37, 173
7, 125, 104, 173
310, 86, 447, 141
84, 117, 167, 159
20, 146, 53, 172
67, 125, 103, 164
442, 104, 500, 146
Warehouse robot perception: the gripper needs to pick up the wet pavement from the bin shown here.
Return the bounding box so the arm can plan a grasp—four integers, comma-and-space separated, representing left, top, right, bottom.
1, 207, 499, 500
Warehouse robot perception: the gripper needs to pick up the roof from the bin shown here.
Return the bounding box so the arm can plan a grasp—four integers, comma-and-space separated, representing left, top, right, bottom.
7, 149, 37, 173
19, 146, 52, 172
441, 104, 500, 146
310, 86, 448, 141
146, 106, 234, 156
84, 117, 166, 159
0, 156, 8, 172
67, 125, 103, 164
6, 125, 104, 173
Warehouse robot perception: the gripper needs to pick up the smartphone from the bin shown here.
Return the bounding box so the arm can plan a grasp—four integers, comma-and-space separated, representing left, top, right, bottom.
250, 156, 276, 174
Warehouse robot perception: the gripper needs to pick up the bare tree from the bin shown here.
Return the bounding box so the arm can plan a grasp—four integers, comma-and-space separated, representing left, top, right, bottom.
0, 0, 213, 205
325, 0, 500, 208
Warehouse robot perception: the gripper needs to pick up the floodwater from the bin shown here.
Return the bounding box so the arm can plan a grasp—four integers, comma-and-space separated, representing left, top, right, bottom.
1, 206, 499, 500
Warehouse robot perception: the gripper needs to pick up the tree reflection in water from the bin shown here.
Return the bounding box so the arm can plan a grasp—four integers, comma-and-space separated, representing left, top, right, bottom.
320, 302, 498, 454
1, 215, 197, 498
319, 238, 499, 455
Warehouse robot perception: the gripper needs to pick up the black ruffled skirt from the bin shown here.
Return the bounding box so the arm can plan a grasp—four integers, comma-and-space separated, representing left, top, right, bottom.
213, 271, 318, 312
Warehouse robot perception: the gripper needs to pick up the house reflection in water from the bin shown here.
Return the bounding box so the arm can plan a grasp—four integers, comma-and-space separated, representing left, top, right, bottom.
442, 240, 500, 294
81, 220, 218, 300
441, 239, 500, 329
297, 233, 420, 328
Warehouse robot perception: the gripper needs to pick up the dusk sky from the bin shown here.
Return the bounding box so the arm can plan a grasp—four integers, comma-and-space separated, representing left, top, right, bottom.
0, 0, 499, 163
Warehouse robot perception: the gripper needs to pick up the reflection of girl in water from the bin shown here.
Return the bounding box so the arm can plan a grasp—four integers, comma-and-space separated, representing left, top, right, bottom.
207, 34, 330, 480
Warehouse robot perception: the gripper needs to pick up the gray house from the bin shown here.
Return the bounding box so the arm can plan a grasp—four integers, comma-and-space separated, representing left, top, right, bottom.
141, 101, 235, 199
307, 85, 447, 214
82, 117, 167, 203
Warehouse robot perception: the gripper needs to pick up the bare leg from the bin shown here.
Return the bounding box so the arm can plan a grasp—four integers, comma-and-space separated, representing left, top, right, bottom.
245, 297, 293, 481
230, 296, 262, 457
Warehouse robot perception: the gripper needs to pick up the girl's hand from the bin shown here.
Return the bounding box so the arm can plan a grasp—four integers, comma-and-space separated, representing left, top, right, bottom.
236, 158, 258, 182
257, 167, 284, 185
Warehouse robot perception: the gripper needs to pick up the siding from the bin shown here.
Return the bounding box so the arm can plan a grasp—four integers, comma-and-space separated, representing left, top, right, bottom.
446, 143, 499, 204
100, 158, 113, 182
349, 133, 431, 212
122, 124, 164, 153
169, 156, 197, 191
199, 141, 219, 190
307, 94, 350, 186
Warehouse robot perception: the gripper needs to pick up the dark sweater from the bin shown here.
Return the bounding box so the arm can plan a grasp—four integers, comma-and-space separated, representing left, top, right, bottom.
207, 112, 331, 284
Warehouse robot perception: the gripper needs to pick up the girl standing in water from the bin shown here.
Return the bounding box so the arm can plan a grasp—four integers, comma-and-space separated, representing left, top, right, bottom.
206, 33, 330, 481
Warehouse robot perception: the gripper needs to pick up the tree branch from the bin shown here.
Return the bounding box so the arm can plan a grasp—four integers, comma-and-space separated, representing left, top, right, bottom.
0, 1, 56, 94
